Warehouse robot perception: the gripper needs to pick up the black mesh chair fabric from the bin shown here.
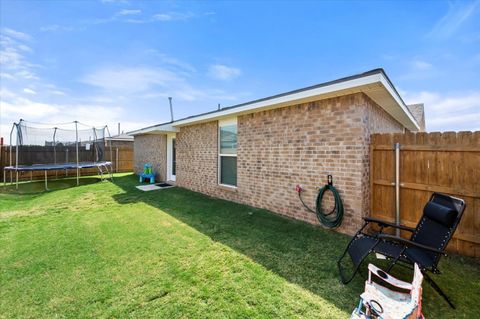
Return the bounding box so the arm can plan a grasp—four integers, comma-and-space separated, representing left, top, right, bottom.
338, 192, 466, 308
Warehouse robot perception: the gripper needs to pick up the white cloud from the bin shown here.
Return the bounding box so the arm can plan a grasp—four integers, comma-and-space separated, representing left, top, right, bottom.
0, 30, 40, 81
79, 64, 245, 104
15, 70, 40, 80
116, 9, 141, 16
152, 12, 195, 22
0, 88, 147, 142
412, 60, 432, 70
429, 1, 479, 38
403, 90, 480, 131
1, 28, 31, 41
40, 24, 83, 33
0, 72, 14, 80
80, 66, 183, 93
17, 44, 33, 52
2, 96, 59, 118
50, 90, 67, 96
23, 88, 36, 95
208, 64, 242, 81
145, 49, 197, 73
100, 0, 129, 3
81, 9, 213, 26
0, 46, 24, 67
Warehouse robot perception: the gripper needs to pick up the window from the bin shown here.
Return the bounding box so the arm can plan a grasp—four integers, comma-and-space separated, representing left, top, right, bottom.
218, 118, 237, 187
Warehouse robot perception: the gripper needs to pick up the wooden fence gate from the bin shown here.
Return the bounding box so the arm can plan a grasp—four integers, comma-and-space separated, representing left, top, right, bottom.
370, 131, 480, 257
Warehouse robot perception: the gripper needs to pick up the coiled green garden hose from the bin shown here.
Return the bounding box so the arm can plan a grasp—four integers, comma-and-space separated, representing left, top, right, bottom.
297, 176, 344, 228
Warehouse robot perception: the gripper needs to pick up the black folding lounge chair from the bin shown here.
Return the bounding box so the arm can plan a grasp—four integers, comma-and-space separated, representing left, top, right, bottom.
338, 192, 466, 309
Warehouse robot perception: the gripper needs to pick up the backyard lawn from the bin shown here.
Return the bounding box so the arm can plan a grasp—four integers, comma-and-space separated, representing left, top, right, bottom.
0, 173, 479, 318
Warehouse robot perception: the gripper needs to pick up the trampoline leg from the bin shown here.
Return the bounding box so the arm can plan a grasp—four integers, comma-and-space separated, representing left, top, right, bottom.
3, 170, 6, 188
44, 170, 48, 191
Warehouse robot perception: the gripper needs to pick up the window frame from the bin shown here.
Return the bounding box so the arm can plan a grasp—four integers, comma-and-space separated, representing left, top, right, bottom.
218, 117, 237, 188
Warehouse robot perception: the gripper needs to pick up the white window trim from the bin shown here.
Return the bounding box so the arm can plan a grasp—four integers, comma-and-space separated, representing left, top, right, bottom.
218, 117, 237, 188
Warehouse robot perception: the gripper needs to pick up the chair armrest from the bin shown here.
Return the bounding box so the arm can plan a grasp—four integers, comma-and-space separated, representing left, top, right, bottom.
363, 217, 416, 232
367, 264, 412, 290
378, 234, 447, 256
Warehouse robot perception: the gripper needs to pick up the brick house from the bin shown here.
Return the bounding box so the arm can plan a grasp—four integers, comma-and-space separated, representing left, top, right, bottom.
130, 69, 424, 234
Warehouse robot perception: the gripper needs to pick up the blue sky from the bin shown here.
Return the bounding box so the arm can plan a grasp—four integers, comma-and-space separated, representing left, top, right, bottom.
1, 0, 479, 140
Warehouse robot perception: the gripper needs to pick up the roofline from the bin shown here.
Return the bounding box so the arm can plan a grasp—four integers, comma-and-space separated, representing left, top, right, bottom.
129, 68, 420, 135
107, 137, 134, 141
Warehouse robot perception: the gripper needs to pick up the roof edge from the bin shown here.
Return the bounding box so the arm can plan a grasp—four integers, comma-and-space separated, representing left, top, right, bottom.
129, 68, 420, 135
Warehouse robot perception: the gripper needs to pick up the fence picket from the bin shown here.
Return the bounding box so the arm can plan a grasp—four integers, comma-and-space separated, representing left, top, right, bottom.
370, 131, 480, 257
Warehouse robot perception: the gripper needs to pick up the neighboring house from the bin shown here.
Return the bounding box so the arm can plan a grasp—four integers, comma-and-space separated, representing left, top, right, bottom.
130, 69, 424, 234
106, 133, 134, 173
107, 133, 134, 148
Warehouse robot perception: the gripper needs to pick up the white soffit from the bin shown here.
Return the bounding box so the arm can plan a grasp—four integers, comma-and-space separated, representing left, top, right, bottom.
130, 124, 179, 136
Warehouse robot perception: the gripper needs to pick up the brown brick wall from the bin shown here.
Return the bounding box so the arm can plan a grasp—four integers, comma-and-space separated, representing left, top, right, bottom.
133, 134, 167, 182
359, 95, 405, 227
176, 122, 226, 197
174, 93, 404, 234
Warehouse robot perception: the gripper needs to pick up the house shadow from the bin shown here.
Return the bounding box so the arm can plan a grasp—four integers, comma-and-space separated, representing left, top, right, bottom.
110, 174, 461, 315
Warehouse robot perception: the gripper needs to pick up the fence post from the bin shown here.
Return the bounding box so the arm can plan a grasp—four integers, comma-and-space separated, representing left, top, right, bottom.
116, 147, 119, 173
395, 142, 400, 236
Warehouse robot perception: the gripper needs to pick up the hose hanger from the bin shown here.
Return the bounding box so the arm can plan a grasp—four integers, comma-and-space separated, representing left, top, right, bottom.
296, 175, 344, 229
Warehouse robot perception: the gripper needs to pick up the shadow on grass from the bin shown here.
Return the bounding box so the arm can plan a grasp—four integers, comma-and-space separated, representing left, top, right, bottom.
111, 174, 370, 313
0, 176, 103, 195
111, 174, 480, 317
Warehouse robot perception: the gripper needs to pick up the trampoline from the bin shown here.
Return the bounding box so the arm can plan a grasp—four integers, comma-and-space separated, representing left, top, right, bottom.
4, 119, 114, 190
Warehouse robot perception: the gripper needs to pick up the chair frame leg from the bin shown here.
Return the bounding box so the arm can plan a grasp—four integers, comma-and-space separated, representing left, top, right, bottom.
423, 271, 455, 309
387, 258, 455, 309
338, 236, 380, 284
338, 247, 364, 284
338, 223, 371, 284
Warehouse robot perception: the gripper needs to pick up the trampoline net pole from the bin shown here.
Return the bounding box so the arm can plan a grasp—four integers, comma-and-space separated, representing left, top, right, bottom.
75, 121, 79, 186
9, 123, 15, 183
92, 127, 98, 163
107, 126, 113, 181
53, 127, 57, 179
15, 122, 20, 187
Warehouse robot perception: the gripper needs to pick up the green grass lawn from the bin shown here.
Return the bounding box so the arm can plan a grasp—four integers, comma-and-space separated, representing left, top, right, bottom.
0, 173, 479, 318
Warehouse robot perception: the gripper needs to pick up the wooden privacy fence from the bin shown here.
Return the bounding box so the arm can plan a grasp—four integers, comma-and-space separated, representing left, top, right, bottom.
0, 144, 134, 182
370, 131, 480, 257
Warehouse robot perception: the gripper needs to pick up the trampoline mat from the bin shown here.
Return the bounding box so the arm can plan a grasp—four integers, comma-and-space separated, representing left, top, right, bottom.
4, 161, 112, 172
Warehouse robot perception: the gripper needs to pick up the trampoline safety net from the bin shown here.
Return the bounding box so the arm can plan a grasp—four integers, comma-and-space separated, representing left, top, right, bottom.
15, 121, 107, 165
5, 119, 114, 190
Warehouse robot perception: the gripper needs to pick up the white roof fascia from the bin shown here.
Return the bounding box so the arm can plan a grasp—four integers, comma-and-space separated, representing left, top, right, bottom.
378, 76, 420, 131
132, 71, 420, 134
130, 123, 179, 136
